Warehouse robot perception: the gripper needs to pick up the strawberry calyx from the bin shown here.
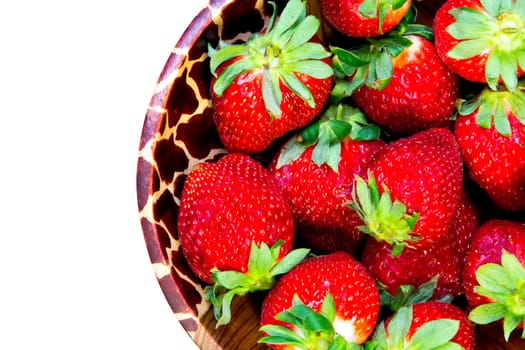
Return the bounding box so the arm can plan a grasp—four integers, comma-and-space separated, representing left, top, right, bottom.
259, 293, 364, 350
209, 0, 333, 118
358, 0, 410, 35
330, 17, 433, 102
349, 172, 420, 256
275, 103, 381, 172
205, 241, 310, 327
445, 0, 525, 92
456, 79, 525, 136
380, 276, 453, 312
468, 249, 525, 341
364, 305, 462, 350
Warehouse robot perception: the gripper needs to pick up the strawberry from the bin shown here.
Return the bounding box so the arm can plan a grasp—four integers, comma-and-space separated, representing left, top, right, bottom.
331, 21, 459, 135
259, 251, 380, 348
361, 189, 479, 300
319, 0, 412, 37
268, 103, 386, 254
433, 0, 525, 92
177, 153, 309, 326
209, 0, 333, 154
454, 83, 525, 212
462, 219, 525, 341
365, 301, 475, 350
349, 128, 463, 254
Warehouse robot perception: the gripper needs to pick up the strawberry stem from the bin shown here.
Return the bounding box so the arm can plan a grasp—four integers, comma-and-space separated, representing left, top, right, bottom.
259, 294, 364, 349
457, 80, 525, 137
468, 249, 525, 341
209, 0, 333, 118
275, 103, 381, 172
349, 172, 420, 256
205, 241, 310, 327
364, 306, 461, 349
446, 0, 525, 92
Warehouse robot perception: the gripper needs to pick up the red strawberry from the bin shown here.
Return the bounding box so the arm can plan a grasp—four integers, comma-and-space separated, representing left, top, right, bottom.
331, 24, 459, 135
209, 0, 333, 154
350, 127, 463, 254
259, 252, 380, 348
361, 189, 479, 299
366, 301, 475, 350
178, 153, 309, 326
319, 0, 412, 37
462, 219, 525, 341
268, 103, 386, 254
454, 84, 525, 212
433, 0, 525, 92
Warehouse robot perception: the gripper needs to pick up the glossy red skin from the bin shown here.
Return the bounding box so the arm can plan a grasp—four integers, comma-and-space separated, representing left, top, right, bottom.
366, 128, 463, 248
260, 252, 380, 348
463, 219, 525, 308
177, 153, 294, 284
352, 35, 460, 136
211, 57, 333, 154
454, 111, 525, 212
362, 190, 479, 298
268, 137, 386, 254
434, 0, 525, 83
385, 301, 475, 350
319, 0, 412, 37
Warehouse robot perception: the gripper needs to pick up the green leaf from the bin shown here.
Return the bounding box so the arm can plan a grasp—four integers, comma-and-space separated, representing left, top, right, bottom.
485, 51, 502, 91
407, 319, 459, 349
331, 46, 370, 68
287, 43, 332, 61
457, 96, 482, 116
271, 0, 305, 38
216, 290, 237, 327
358, 0, 378, 19
387, 306, 412, 348
468, 303, 507, 324
286, 15, 320, 50
476, 262, 515, 295
502, 250, 525, 283
209, 43, 248, 73
270, 247, 310, 276
262, 66, 282, 117
431, 343, 464, 350
259, 324, 304, 346
480, 0, 500, 17
374, 50, 394, 87
214, 270, 251, 290
403, 24, 434, 41
304, 312, 335, 333
300, 119, 321, 146
275, 137, 308, 169
475, 97, 496, 129
446, 38, 491, 60
287, 59, 334, 80
280, 69, 315, 108
503, 314, 523, 341
213, 57, 255, 96
247, 241, 272, 278
499, 51, 519, 92
494, 96, 511, 136
379, 36, 413, 57
321, 293, 337, 323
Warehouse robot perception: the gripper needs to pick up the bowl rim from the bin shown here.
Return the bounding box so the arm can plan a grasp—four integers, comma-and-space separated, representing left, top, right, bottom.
135, 0, 233, 339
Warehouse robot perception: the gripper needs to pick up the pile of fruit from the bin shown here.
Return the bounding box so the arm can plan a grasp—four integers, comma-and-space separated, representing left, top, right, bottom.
176, 0, 525, 348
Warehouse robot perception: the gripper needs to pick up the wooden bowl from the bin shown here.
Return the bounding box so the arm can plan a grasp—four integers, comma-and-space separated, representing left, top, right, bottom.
136, 0, 525, 348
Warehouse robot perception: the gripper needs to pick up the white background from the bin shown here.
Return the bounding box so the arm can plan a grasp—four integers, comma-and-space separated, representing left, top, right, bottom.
1, 1, 206, 348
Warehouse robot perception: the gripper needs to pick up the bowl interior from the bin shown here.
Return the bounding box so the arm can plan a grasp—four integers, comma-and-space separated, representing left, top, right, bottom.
137, 1, 525, 349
